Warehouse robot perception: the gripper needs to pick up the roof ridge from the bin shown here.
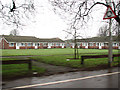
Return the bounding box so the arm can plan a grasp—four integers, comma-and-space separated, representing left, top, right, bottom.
1, 35, 36, 38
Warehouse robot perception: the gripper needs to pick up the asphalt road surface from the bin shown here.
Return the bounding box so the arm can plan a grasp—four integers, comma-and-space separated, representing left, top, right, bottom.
2, 67, 120, 89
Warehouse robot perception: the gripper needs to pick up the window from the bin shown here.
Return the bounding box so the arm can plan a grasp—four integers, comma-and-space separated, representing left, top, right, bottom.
33, 43, 36, 46
104, 43, 108, 46
43, 43, 48, 46
60, 43, 64, 46
92, 43, 94, 46
56, 43, 60, 46
82, 43, 84, 46
71, 43, 73, 46
27, 43, 31, 46
52, 43, 54, 46
78, 43, 81, 46
102, 43, 104, 46
37, 43, 40, 46
83, 43, 87, 46
96, 43, 99, 46
116, 43, 118, 46
21, 43, 25, 46
31, 43, 33, 46
88, 43, 93, 46
113, 43, 116, 46
62, 43, 65, 46
77, 43, 80, 46
9, 43, 14, 46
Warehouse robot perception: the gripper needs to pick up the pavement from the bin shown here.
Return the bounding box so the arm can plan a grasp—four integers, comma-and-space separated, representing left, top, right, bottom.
2, 67, 120, 89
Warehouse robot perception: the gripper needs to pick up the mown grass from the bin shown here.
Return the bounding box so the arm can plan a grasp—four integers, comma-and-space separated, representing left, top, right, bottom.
1, 48, 119, 79
1, 58, 46, 80
0, 58, 19, 61
1, 48, 119, 56
31, 55, 120, 68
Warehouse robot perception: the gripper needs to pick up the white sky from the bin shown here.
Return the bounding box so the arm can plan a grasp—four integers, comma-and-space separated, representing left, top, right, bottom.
0, 0, 110, 40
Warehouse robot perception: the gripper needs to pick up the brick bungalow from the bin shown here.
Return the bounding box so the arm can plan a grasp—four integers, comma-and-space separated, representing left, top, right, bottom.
39, 38, 65, 49
0, 35, 65, 49
66, 36, 120, 49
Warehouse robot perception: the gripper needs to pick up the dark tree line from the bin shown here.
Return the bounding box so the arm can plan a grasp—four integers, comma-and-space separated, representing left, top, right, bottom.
97, 22, 119, 37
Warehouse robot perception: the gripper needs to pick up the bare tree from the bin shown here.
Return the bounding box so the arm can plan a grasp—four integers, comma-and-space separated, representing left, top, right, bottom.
64, 27, 82, 59
97, 24, 109, 37
49, 0, 120, 66
112, 21, 120, 36
0, 0, 35, 29
49, 0, 120, 30
9, 29, 19, 36
98, 23, 119, 37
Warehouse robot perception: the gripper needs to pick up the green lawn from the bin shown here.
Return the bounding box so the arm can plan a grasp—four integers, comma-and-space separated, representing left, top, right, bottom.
30, 55, 120, 68
1, 48, 119, 79
1, 48, 119, 56
1, 58, 46, 80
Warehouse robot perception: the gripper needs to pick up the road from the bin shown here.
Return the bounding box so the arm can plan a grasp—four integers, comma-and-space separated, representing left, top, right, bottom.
2, 67, 120, 89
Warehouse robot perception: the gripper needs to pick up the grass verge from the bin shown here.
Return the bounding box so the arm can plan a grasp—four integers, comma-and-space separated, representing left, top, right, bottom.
31, 55, 120, 68
1, 58, 46, 80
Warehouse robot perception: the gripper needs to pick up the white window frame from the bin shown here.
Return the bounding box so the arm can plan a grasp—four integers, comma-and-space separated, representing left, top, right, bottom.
27, 43, 31, 46
43, 43, 48, 46
85, 43, 87, 46
60, 43, 64, 46
9, 43, 14, 47
52, 43, 54, 46
31, 43, 33, 46
102, 43, 104, 46
20, 43, 25, 46
82, 43, 84, 46
104, 43, 108, 46
113, 43, 117, 46
96, 43, 99, 46
89, 43, 93, 46
56, 43, 60, 46
33, 43, 36, 46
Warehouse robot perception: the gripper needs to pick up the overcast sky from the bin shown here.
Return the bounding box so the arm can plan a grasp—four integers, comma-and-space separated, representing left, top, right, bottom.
0, 0, 109, 40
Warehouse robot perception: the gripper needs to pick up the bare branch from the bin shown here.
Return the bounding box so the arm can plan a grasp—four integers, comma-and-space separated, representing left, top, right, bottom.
0, 0, 36, 30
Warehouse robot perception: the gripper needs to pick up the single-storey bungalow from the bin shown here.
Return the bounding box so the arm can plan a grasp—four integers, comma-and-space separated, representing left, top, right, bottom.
38, 38, 66, 49
1, 35, 119, 49
0, 35, 66, 49
66, 36, 120, 49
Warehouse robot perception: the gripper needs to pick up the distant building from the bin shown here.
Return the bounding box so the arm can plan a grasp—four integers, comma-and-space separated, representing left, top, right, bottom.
0, 35, 119, 49
66, 36, 120, 49
0, 35, 66, 49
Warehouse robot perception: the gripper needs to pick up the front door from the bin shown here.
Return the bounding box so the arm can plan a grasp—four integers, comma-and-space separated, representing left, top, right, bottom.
16, 43, 19, 49
35, 46, 37, 49
99, 43, 102, 49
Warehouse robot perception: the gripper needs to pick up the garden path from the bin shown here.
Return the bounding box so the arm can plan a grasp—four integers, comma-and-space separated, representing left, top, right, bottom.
1, 56, 78, 76
32, 60, 77, 75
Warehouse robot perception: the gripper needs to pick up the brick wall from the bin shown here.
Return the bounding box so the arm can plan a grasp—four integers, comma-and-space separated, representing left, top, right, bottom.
0, 39, 9, 49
